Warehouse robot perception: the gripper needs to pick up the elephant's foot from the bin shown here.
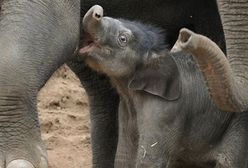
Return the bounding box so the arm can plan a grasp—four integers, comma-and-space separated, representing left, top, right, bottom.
0, 122, 48, 168
0, 89, 48, 168
0, 141, 48, 168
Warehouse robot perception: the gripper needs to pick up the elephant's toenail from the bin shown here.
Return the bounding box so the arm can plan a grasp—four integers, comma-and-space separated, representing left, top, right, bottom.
7, 159, 34, 168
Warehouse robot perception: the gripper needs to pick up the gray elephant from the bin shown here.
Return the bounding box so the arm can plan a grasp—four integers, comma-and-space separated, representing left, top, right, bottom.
79, 5, 248, 168
0, 0, 247, 168
0, 1, 80, 168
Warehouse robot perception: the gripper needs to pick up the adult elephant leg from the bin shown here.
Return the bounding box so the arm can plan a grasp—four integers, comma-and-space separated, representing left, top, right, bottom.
0, 0, 80, 167
67, 60, 119, 168
214, 113, 248, 168
172, 0, 248, 112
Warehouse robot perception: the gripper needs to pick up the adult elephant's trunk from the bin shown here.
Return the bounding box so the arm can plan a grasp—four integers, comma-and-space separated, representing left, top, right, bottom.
172, 0, 248, 112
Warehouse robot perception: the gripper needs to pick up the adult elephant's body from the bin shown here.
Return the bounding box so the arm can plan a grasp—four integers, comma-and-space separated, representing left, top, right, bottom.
0, 0, 80, 167
0, 0, 247, 168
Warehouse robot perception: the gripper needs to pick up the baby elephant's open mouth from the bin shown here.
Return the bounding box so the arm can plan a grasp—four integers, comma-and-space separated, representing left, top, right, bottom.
79, 33, 95, 55
79, 43, 94, 56
79, 33, 100, 56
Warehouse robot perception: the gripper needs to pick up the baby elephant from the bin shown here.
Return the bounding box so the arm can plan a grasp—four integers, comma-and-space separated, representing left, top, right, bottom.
80, 5, 248, 168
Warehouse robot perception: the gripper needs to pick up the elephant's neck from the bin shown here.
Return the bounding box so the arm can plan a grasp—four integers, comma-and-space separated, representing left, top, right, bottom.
110, 76, 134, 104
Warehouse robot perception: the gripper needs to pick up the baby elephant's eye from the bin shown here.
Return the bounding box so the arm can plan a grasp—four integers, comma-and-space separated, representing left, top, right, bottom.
117, 33, 129, 47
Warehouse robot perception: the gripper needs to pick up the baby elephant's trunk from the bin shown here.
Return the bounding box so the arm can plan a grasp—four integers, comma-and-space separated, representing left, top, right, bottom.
83, 5, 103, 37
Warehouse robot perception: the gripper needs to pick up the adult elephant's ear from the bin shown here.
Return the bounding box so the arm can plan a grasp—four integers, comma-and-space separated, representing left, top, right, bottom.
128, 53, 181, 100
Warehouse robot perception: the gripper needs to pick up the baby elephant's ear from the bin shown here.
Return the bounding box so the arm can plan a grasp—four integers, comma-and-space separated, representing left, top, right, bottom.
128, 54, 181, 100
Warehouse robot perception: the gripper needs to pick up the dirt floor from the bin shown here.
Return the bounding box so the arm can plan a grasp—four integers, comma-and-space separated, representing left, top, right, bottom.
38, 65, 92, 168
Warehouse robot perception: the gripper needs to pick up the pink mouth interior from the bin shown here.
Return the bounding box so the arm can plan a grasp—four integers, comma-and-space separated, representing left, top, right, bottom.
79, 41, 94, 54
79, 34, 95, 55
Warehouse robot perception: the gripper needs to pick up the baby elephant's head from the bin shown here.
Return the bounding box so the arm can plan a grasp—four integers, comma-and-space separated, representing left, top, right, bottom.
79, 5, 167, 77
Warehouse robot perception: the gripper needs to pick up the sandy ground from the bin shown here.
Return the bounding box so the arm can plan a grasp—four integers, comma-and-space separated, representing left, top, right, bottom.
38, 65, 92, 168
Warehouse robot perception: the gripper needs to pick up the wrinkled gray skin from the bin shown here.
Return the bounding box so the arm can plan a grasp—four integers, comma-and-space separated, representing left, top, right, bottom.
0, 0, 247, 168
80, 5, 248, 168
171, 1, 248, 113
0, 0, 80, 167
